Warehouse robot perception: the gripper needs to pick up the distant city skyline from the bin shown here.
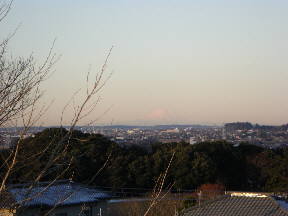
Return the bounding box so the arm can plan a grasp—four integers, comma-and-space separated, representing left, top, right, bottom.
1, 0, 288, 126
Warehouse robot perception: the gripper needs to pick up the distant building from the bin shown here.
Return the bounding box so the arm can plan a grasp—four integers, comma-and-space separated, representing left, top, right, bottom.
0, 135, 18, 150
222, 128, 226, 140
189, 137, 197, 145
162, 128, 180, 134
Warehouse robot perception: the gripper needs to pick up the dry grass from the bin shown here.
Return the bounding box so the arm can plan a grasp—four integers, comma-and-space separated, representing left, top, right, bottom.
108, 193, 197, 216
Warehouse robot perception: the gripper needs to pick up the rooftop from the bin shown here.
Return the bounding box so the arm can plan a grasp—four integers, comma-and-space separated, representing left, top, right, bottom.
2, 181, 111, 208
182, 194, 288, 216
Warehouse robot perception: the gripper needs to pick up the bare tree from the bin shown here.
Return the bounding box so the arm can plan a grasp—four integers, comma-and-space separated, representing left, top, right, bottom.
143, 152, 175, 216
0, 0, 59, 192
0, 2, 113, 214
0, 2, 179, 216
0, 2, 56, 128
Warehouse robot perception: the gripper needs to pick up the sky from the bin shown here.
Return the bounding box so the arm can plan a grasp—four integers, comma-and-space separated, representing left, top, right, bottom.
1, 0, 288, 126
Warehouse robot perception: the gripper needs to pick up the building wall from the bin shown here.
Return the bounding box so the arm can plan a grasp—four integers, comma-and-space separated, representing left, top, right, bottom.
16, 202, 108, 216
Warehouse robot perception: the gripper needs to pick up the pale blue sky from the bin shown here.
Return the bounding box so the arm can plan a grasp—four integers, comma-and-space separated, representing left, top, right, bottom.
1, 0, 288, 125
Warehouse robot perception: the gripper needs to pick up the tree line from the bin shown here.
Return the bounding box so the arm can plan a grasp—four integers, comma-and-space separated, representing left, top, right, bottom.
2, 127, 288, 192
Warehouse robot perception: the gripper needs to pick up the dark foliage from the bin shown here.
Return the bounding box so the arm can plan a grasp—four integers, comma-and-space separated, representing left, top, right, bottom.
2, 128, 288, 192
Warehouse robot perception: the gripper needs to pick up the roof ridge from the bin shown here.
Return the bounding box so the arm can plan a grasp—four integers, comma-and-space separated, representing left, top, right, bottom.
269, 197, 288, 215
7, 180, 74, 189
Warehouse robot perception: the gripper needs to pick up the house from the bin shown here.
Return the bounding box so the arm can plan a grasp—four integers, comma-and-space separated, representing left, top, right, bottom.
181, 192, 288, 216
0, 180, 112, 216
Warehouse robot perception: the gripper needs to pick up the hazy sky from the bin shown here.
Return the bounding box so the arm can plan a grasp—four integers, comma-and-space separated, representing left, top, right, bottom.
1, 0, 288, 126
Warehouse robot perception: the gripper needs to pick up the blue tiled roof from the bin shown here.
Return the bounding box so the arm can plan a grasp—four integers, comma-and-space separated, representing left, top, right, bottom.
7, 181, 111, 207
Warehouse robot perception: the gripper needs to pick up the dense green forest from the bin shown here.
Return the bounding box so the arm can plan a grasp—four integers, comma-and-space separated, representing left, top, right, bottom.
2, 128, 288, 192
